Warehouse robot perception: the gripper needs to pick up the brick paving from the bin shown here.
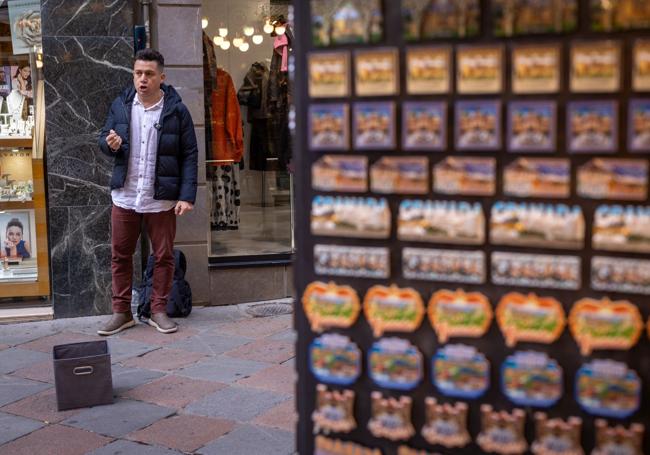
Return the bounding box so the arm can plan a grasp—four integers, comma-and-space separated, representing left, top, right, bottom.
0, 302, 297, 454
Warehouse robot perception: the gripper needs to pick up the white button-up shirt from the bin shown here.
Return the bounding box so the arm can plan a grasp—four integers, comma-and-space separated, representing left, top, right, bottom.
112, 92, 176, 213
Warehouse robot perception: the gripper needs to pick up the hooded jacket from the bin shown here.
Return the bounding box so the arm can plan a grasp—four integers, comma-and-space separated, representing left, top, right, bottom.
98, 84, 198, 204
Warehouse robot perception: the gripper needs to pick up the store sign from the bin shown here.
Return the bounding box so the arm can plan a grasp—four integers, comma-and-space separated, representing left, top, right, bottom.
8, 0, 42, 55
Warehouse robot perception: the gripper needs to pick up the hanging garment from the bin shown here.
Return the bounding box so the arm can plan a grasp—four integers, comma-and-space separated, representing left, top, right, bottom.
268, 29, 292, 172
210, 68, 244, 164
210, 164, 241, 230
202, 32, 218, 162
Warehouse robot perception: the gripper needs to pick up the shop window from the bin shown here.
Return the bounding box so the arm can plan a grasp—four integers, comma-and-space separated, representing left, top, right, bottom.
0, 1, 49, 298
202, 0, 294, 259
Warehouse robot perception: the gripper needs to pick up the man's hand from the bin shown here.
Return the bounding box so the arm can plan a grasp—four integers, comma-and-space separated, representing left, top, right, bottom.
175, 201, 194, 216
106, 129, 122, 152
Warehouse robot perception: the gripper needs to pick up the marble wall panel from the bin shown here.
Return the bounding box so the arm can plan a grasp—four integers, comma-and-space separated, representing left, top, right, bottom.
42, 0, 133, 37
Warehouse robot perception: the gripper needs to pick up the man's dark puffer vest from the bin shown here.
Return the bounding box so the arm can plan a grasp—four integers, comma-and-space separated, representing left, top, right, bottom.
98, 84, 198, 204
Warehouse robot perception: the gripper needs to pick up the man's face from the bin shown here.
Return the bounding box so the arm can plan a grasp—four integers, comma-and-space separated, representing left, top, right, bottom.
133, 60, 165, 98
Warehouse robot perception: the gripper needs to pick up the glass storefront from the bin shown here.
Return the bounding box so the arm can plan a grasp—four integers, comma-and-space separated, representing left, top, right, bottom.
0, 0, 48, 299
201, 0, 294, 260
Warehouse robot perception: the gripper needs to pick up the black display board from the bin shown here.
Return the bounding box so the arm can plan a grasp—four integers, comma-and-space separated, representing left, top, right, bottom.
293, 1, 650, 454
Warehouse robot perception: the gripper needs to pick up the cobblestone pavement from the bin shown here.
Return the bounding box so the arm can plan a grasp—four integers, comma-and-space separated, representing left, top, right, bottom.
0, 302, 297, 455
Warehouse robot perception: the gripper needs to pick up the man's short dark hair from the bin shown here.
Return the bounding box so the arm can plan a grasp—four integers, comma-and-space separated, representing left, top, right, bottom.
134, 49, 165, 71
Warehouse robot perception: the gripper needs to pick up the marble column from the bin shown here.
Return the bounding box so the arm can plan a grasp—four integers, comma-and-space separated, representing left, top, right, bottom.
42, 0, 135, 317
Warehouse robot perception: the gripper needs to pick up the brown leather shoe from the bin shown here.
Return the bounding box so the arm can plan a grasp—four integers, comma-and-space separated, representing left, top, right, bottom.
148, 312, 178, 334
97, 312, 135, 336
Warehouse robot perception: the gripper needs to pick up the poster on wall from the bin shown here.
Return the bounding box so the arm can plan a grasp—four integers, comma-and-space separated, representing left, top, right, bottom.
0, 209, 36, 265
7, 0, 41, 55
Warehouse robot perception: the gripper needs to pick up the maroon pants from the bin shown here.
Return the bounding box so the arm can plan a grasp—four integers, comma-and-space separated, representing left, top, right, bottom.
111, 205, 176, 314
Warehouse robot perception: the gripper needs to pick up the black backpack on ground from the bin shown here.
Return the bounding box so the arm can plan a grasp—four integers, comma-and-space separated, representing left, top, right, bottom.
137, 249, 192, 320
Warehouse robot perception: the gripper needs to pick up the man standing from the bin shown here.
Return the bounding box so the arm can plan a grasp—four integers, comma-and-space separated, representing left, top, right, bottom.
97, 49, 197, 336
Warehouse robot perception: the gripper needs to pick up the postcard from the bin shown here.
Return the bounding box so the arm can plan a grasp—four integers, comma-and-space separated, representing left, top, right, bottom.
402, 101, 446, 151
512, 44, 561, 94
592, 256, 650, 295
312, 155, 367, 193
308, 52, 351, 98
405, 46, 451, 94
576, 360, 641, 419
502, 352, 563, 408
593, 205, 650, 253
455, 100, 501, 150
398, 200, 485, 245
508, 101, 556, 152
433, 157, 496, 196
633, 40, 650, 92
491, 252, 581, 290
577, 159, 648, 201
433, 344, 490, 399
629, 99, 650, 152
308, 104, 349, 151
370, 157, 428, 195
493, 0, 576, 36
314, 244, 390, 279
310, 0, 383, 47
567, 101, 618, 153
311, 196, 391, 239
353, 102, 396, 150
490, 201, 585, 249
403, 0, 480, 40
354, 48, 399, 97
457, 45, 504, 94
402, 248, 485, 284
570, 41, 621, 93
369, 338, 423, 391
504, 158, 570, 199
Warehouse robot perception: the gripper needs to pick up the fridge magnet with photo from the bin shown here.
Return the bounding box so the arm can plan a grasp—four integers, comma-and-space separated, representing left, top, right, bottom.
591, 256, 650, 296
593, 205, 650, 253
628, 99, 650, 153
370, 157, 429, 195
310, 0, 383, 47
633, 39, 650, 92
311, 196, 391, 239
496, 292, 565, 347
491, 252, 581, 290
363, 285, 425, 337
309, 334, 361, 386
402, 101, 446, 151
353, 102, 396, 150
577, 159, 648, 201
501, 351, 563, 408
456, 45, 504, 94
302, 281, 361, 332
309, 104, 350, 151
512, 43, 561, 94
312, 384, 357, 434
570, 41, 621, 93
421, 398, 470, 448
405, 46, 451, 95
504, 158, 570, 199
367, 392, 416, 441
567, 101, 618, 153
354, 48, 399, 97
592, 420, 645, 455
402, 0, 480, 41
477, 406, 528, 455
308, 52, 351, 98
532, 414, 583, 455
368, 338, 423, 391
314, 244, 390, 280
434, 157, 496, 196
312, 155, 366, 193
508, 101, 556, 152
314, 436, 381, 455
432, 344, 490, 399
428, 288, 492, 343
402, 248, 486, 284
455, 100, 502, 151
493, 0, 577, 36
576, 360, 641, 419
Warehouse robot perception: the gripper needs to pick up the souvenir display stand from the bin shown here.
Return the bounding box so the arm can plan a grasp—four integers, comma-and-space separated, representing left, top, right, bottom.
294, 1, 650, 454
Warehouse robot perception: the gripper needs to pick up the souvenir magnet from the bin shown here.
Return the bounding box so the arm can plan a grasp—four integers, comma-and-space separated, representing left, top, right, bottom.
398, 200, 485, 245
353, 102, 396, 150
363, 285, 425, 337
633, 39, 650, 92
402, 101, 447, 151
311, 196, 391, 239
591, 1, 650, 31
302, 281, 361, 332
370, 157, 429, 195
496, 292, 565, 346
314, 435, 381, 455
491, 252, 581, 291
397, 447, 437, 455
592, 419, 645, 455
367, 392, 415, 441
312, 155, 366, 192
456, 46, 504, 94
314, 244, 390, 280
507, 101, 556, 152
532, 413, 583, 455
493, 0, 576, 36
310, 0, 383, 47
421, 398, 470, 448
312, 384, 356, 435
504, 158, 570, 199
354, 48, 399, 97
569, 297, 643, 355
567, 101, 618, 153
577, 159, 648, 201
491, 202, 585, 250
434, 157, 496, 196
455, 100, 502, 150
428, 289, 492, 343
410, 0, 480, 40
570, 41, 621, 93
309, 334, 361, 386
405, 46, 451, 95
477, 405, 528, 455
591, 256, 650, 296
308, 52, 351, 98
511, 44, 561, 94
403, 248, 486, 284
309, 104, 350, 151
502, 351, 563, 408
576, 360, 641, 419
628, 99, 650, 153
369, 338, 423, 391
433, 344, 490, 399
593, 205, 650, 253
